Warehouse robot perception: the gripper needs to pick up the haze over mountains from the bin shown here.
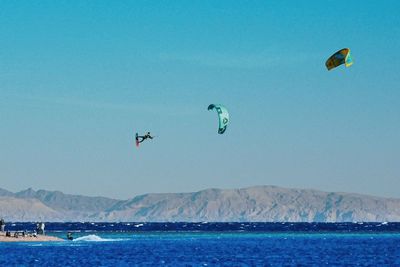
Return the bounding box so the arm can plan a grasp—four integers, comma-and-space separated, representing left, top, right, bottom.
0, 186, 399, 222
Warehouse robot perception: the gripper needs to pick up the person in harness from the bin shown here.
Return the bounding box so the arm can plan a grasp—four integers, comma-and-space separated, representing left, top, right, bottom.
136, 132, 154, 144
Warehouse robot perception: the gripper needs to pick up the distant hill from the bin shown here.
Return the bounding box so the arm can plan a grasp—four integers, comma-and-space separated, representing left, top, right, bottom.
1, 186, 400, 222
0, 197, 61, 222
0, 188, 14, 197
14, 188, 119, 212
0, 188, 120, 221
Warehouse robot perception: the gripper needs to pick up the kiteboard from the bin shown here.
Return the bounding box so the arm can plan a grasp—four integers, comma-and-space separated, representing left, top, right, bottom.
135, 133, 139, 147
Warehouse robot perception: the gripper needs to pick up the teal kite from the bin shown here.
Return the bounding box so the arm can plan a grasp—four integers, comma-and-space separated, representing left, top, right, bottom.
325, 48, 353, 70
208, 104, 229, 134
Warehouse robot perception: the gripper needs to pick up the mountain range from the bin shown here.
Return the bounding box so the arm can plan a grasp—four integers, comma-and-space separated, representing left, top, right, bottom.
0, 186, 399, 222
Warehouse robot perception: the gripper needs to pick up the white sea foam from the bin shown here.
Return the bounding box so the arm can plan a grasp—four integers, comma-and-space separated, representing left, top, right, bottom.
73, 234, 122, 242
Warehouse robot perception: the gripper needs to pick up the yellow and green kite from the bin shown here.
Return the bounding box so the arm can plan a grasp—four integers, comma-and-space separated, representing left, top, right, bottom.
325, 48, 353, 70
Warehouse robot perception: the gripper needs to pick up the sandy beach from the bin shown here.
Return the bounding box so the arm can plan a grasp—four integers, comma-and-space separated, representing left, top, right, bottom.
0, 232, 64, 242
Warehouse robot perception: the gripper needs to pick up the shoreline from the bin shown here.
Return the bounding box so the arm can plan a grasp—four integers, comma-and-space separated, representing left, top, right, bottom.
0, 232, 64, 242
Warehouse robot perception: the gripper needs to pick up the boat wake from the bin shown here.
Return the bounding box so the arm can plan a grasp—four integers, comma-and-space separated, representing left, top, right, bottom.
73, 234, 123, 242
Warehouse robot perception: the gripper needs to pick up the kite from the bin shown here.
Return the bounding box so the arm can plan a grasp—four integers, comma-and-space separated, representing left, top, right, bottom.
325, 48, 353, 70
208, 104, 229, 134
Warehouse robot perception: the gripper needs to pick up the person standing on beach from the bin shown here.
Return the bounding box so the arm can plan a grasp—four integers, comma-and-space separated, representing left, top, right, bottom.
36, 222, 45, 235
0, 218, 5, 232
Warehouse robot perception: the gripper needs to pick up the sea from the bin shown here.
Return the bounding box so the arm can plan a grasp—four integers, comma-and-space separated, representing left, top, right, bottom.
1, 222, 400, 266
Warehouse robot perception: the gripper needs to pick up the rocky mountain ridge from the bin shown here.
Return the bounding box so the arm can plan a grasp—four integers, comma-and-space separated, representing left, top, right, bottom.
0, 186, 399, 222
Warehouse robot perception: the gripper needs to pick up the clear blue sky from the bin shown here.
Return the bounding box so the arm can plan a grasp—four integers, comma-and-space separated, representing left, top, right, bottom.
1, 0, 399, 199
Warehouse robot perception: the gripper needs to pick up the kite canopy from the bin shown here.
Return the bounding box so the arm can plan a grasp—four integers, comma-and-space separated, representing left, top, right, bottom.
325, 48, 353, 70
208, 104, 229, 134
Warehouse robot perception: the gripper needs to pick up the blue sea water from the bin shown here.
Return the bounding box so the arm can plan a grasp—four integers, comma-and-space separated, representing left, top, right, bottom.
1, 222, 400, 266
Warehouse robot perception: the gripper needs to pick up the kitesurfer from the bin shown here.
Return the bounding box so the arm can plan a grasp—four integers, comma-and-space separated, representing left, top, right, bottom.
67, 232, 73, 241
137, 132, 154, 143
